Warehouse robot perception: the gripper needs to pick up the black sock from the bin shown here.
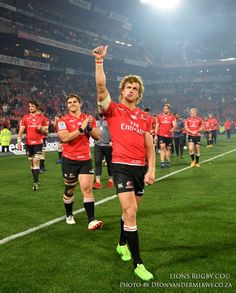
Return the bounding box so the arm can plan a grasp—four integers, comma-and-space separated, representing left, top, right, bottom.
119, 218, 126, 245
124, 229, 143, 267
64, 202, 73, 217
58, 152, 62, 160
84, 201, 95, 222
190, 154, 195, 161
40, 159, 45, 169
196, 155, 200, 163
31, 169, 39, 183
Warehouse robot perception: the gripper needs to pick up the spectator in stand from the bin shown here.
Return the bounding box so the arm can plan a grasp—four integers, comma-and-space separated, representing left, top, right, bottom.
93, 109, 113, 189
17, 100, 48, 190
224, 119, 232, 139
2, 102, 10, 116
0, 122, 12, 152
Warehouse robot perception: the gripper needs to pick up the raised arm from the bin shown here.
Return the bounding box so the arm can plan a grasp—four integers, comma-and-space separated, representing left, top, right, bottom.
92, 45, 111, 110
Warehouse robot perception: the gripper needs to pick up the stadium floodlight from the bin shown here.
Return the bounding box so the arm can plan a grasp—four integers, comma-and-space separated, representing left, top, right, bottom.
140, 0, 182, 10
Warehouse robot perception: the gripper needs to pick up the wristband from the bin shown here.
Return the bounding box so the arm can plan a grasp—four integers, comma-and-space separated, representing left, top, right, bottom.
95, 58, 103, 64
78, 128, 84, 134
87, 123, 93, 132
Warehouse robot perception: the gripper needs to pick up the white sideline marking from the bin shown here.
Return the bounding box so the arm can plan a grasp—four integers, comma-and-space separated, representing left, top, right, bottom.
0, 195, 117, 245
1, 148, 236, 245
155, 148, 236, 182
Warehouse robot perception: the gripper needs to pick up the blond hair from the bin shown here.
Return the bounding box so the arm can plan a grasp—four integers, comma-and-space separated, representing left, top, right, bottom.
119, 75, 144, 104
164, 103, 171, 109
190, 108, 197, 113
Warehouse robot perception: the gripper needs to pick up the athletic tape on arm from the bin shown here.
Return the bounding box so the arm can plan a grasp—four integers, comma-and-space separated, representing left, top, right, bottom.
98, 95, 111, 111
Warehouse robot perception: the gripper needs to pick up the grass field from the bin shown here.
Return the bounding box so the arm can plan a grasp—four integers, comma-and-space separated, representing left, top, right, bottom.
0, 135, 236, 293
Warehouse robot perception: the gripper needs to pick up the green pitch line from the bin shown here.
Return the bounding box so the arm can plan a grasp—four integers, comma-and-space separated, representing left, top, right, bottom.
0, 148, 235, 246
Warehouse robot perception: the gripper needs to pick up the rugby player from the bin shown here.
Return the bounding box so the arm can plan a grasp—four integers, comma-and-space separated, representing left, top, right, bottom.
93, 45, 155, 281
57, 94, 103, 230
17, 100, 48, 190
185, 108, 203, 167
154, 104, 176, 168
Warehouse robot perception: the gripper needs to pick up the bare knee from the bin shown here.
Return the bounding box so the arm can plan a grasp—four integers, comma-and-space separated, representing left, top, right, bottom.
123, 204, 137, 223
81, 185, 93, 197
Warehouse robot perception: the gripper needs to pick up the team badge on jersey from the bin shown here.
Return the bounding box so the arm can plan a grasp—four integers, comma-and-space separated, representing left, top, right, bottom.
58, 121, 67, 130
130, 115, 137, 120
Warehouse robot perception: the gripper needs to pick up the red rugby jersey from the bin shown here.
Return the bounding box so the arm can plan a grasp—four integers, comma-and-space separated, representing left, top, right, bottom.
208, 117, 218, 130
57, 113, 97, 161
185, 116, 203, 136
203, 119, 212, 131
43, 117, 50, 139
20, 113, 47, 145
150, 115, 156, 136
156, 113, 175, 137
224, 121, 232, 130
104, 101, 151, 166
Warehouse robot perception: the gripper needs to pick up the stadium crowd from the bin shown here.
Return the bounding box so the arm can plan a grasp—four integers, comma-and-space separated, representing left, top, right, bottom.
1, 67, 236, 134
0, 0, 236, 137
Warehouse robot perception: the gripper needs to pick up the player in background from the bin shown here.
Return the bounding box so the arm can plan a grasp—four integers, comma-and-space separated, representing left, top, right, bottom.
203, 116, 213, 148
57, 93, 103, 230
224, 119, 232, 139
37, 108, 49, 173
208, 113, 218, 144
151, 114, 158, 152
185, 108, 203, 167
53, 113, 63, 164
93, 45, 155, 281
154, 104, 176, 168
173, 113, 185, 158
143, 108, 156, 148
17, 100, 48, 190
93, 109, 113, 189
